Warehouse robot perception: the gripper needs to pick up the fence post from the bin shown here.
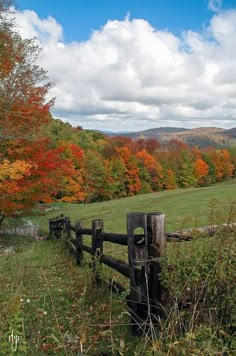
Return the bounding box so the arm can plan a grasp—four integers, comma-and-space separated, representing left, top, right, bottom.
127, 212, 150, 335
49, 217, 61, 239
92, 219, 104, 285
48, 218, 54, 239
75, 221, 83, 265
58, 214, 65, 239
64, 217, 71, 239
147, 212, 167, 320
64, 217, 72, 253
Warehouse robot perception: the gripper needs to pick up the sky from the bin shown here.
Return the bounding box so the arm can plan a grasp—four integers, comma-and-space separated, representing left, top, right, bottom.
9, 0, 236, 131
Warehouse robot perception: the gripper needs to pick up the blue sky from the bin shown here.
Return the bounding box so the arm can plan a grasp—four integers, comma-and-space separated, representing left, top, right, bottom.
13, 0, 236, 131
18, 0, 233, 42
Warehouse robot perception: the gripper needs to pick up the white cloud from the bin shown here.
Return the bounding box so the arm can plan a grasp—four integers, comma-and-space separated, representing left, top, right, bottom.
10, 8, 63, 43
208, 0, 223, 13
10, 7, 236, 131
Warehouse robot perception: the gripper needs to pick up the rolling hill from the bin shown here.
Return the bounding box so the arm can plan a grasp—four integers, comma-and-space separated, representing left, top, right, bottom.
104, 126, 236, 148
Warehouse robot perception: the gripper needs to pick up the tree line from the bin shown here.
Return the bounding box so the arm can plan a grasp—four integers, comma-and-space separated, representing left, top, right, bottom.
42, 118, 235, 203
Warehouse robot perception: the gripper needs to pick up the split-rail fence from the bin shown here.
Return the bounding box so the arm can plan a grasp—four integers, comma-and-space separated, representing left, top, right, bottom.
48, 212, 235, 334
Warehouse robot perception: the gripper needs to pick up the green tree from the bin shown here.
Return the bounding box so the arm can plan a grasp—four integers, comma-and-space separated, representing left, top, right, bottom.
83, 150, 113, 202
109, 157, 127, 197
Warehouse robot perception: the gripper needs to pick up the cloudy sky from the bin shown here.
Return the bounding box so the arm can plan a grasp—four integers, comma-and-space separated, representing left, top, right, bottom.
11, 0, 236, 131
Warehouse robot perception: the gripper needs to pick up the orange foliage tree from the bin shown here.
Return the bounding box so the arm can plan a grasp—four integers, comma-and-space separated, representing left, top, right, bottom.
193, 158, 209, 185
0, 139, 74, 223
136, 149, 164, 192
0, 10, 74, 225
207, 149, 234, 181
54, 141, 85, 203
115, 146, 142, 196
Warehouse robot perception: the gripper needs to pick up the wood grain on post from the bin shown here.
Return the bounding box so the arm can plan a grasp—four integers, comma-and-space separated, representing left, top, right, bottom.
92, 219, 104, 256
92, 219, 104, 285
64, 217, 71, 239
127, 212, 149, 335
48, 219, 53, 239
147, 212, 166, 319
75, 221, 83, 265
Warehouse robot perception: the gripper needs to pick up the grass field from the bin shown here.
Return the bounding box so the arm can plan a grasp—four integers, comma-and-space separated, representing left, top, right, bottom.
30, 178, 236, 234
0, 179, 235, 355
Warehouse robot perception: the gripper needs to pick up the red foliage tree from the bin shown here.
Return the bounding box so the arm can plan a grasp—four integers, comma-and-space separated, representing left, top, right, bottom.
0, 12, 71, 225
115, 146, 142, 196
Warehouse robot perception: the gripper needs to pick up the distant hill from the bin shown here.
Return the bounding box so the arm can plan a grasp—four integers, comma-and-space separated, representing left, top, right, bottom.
102, 127, 187, 137
122, 127, 187, 138
103, 126, 236, 148
222, 127, 236, 138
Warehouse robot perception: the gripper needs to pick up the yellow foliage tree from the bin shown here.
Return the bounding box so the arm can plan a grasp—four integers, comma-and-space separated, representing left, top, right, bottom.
0, 159, 32, 180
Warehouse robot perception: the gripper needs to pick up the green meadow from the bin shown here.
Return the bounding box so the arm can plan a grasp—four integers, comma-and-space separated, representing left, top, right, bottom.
32, 178, 236, 233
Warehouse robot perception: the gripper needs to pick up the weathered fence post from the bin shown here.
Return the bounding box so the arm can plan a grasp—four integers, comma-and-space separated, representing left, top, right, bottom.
58, 214, 65, 239
127, 212, 150, 335
49, 216, 64, 239
75, 221, 83, 265
49, 218, 54, 239
64, 216, 71, 239
92, 219, 104, 285
64, 216, 72, 253
147, 212, 167, 320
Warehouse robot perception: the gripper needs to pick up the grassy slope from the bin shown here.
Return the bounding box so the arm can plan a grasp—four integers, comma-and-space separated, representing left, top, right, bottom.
32, 178, 236, 234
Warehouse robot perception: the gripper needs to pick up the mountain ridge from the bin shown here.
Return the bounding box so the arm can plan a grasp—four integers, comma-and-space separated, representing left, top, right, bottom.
101, 126, 236, 148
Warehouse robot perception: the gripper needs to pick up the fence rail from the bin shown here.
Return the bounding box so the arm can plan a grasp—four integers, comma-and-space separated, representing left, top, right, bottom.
48, 213, 236, 335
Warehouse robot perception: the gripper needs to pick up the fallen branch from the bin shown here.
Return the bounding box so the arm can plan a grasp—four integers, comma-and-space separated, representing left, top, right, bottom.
167, 223, 236, 242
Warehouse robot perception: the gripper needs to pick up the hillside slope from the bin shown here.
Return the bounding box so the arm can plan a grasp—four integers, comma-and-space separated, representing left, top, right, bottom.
105, 126, 236, 148
31, 178, 236, 233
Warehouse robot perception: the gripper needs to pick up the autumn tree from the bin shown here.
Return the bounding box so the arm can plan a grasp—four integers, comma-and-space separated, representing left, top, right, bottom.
133, 138, 160, 154
82, 150, 113, 202
0, 0, 13, 13
0, 140, 73, 223
136, 149, 163, 192
115, 146, 142, 196
41, 118, 81, 148
193, 158, 209, 185
162, 168, 177, 190
50, 141, 85, 203
0, 4, 73, 226
109, 157, 127, 197
228, 145, 236, 177
0, 32, 53, 141
203, 148, 234, 182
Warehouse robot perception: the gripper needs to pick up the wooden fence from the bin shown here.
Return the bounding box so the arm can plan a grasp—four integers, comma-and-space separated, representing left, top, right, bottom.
49, 212, 168, 334
48, 213, 235, 334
